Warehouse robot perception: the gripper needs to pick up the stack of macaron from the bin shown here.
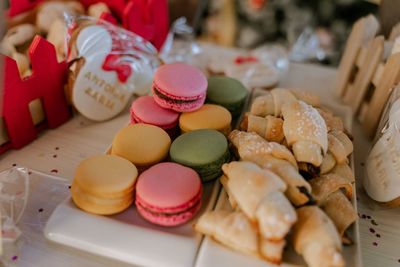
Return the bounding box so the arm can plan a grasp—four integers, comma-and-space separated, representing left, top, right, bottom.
71, 62, 247, 227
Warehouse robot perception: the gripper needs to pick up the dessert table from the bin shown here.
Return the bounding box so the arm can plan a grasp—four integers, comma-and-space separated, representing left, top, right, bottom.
1, 61, 399, 267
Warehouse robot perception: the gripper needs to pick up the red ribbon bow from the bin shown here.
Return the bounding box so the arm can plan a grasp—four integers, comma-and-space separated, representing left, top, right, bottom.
102, 54, 132, 83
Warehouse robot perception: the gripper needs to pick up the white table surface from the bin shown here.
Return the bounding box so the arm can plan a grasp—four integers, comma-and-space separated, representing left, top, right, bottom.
1, 61, 400, 267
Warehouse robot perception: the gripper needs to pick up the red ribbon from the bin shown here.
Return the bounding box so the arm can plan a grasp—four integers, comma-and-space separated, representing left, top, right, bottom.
234, 56, 259, 64
102, 54, 132, 83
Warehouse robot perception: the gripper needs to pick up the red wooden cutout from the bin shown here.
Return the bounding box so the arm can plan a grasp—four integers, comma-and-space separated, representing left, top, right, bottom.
1, 36, 70, 150
123, 0, 169, 51
8, 0, 43, 17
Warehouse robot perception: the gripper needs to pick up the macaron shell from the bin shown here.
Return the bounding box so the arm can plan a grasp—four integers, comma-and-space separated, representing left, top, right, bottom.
111, 124, 171, 167
152, 87, 206, 112
179, 104, 232, 134
73, 155, 138, 198
207, 76, 248, 105
71, 183, 133, 206
153, 63, 207, 98
170, 129, 228, 166
72, 190, 134, 215
130, 96, 179, 129
136, 162, 202, 210
136, 199, 201, 226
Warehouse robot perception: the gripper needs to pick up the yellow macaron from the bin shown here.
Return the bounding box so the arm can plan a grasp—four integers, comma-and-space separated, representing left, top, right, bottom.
71, 154, 138, 215
111, 123, 171, 168
179, 104, 232, 135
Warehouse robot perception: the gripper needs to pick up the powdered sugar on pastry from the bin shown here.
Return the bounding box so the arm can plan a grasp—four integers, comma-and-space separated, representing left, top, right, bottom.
282, 100, 328, 166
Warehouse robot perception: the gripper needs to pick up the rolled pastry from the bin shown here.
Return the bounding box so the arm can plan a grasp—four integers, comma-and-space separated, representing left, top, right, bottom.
289, 89, 321, 107
309, 174, 353, 204
222, 161, 287, 220
88, 2, 111, 18
282, 100, 328, 167
195, 210, 259, 257
11, 52, 30, 77
47, 19, 67, 61
329, 163, 355, 183
320, 191, 357, 244
228, 131, 312, 206
250, 88, 297, 117
320, 152, 337, 174
259, 237, 286, 264
317, 107, 345, 133
220, 175, 237, 209
328, 130, 353, 164
244, 114, 285, 143
255, 191, 297, 241
229, 130, 297, 168
292, 206, 345, 267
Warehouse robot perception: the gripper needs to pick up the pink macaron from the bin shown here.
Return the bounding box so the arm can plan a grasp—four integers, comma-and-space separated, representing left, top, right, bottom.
135, 162, 202, 226
152, 63, 207, 112
130, 96, 179, 130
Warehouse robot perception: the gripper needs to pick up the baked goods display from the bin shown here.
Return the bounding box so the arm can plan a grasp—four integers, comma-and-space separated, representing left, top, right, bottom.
195, 88, 357, 266
70, 63, 241, 227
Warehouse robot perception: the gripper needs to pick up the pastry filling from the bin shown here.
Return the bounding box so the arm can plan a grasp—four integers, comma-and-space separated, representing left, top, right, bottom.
138, 198, 201, 217
298, 186, 316, 206
153, 85, 200, 104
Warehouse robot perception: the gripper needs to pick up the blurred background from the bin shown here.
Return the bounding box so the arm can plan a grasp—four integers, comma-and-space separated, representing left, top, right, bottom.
168, 0, 400, 66
2, 0, 400, 67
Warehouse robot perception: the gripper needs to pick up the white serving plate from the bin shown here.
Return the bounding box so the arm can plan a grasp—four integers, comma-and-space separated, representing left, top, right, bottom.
194, 97, 362, 267
45, 91, 361, 267
44, 180, 220, 267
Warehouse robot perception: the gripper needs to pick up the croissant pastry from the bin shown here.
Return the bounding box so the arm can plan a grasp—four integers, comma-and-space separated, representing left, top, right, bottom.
259, 237, 286, 264
292, 206, 344, 267
320, 152, 337, 174
328, 130, 353, 164
221, 161, 287, 221
282, 100, 328, 167
309, 173, 353, 204
317, 108, 345, 132
250, 88, 297, 117
289, 89, 321, 107
228, 131, 312, 206
255, 191, 297, 241
228, 130, 297, 168
220, 175, 238, 209
329, 163, 355, 183
195, 210, 259, 257
250, 88, 321, 118
320, 191, 357, 244
242, 114, 285, 143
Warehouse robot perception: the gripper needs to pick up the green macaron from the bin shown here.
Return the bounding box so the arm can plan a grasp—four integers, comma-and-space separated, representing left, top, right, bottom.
207, 76, 248, 117
170, 129, 230, 182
